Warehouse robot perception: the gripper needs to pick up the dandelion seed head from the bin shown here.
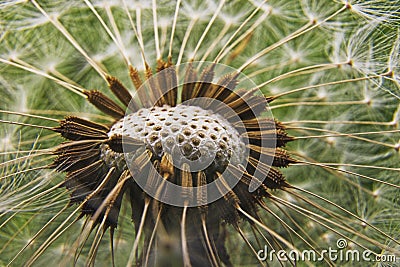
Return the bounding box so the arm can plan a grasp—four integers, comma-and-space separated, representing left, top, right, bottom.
345, 23, 397, 75
1, 0, 400, 265
344, 0, 400, 24
105, 104, 246, 172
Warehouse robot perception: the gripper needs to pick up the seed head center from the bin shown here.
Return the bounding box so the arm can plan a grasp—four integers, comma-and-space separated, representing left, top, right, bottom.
106, 104, 246, 172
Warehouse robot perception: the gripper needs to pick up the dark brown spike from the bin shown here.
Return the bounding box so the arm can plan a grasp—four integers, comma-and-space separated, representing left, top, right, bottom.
65, 159, 104, 184
225, 163, 269, 197
63, 160, 105, 203
144, 62, 153, 79
93, 170, 129, 228
64, 116, 109, 132
182, 63, 198, 102
196, 171, 208, 211
128, 150, 153, 225
54, 119, 109, 141
233, 117, 275, 130
180, 163, 193, 202
248, 157, 288, 189
233, 182, 260, 220
215, 223, 233, 267
265, 95, 276, 103
82, 168, 127, 228
156, 58, 168, 72
220, 72, 239, 93
106, 134, 144, 153
154, 59, 169, 107
160, 153, 174, 180
196, 73, 239, 111
106, 76, 135, 109
216, 172, 240, 205
52, 148, 100, 172
135, 149, 153, 172
224, 90, 266, 121
144, 63, 165, 107
102, 182, 125, 228
167, 55, 173, 67
84, 90, 125, 119
128, 180, 145, 228
223, 88, 257, 110
248, 145, 296, 167
207, 88, 244, 120
162, 66, 178, 107
214, 172, 240, 224
243, 128, 294, 148
129, 65, 143, 90
275, 128, 295, 147
129, 65, 154, 107
273, 148, 296, 167
54, 140, 101, 154
266, 167, 288, 188
191, 64, 215, 99
146, 160, 161, 193
210, 73, 239, 101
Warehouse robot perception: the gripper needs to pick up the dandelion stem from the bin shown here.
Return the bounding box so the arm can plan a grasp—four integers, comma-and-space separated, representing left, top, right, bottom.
84, 0, 131, 66
168, 0, 182, 60
296, 161, 400, 189
215, 0, 269, 63
30, 0, 108, 81
191, 0, 225, 61
152, 0, 161, 60
286, 126, 399, 149
238, 5, 348, 71
122, 0, 146, 65
0, 58, 86, 96
269, 74, 386, 100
